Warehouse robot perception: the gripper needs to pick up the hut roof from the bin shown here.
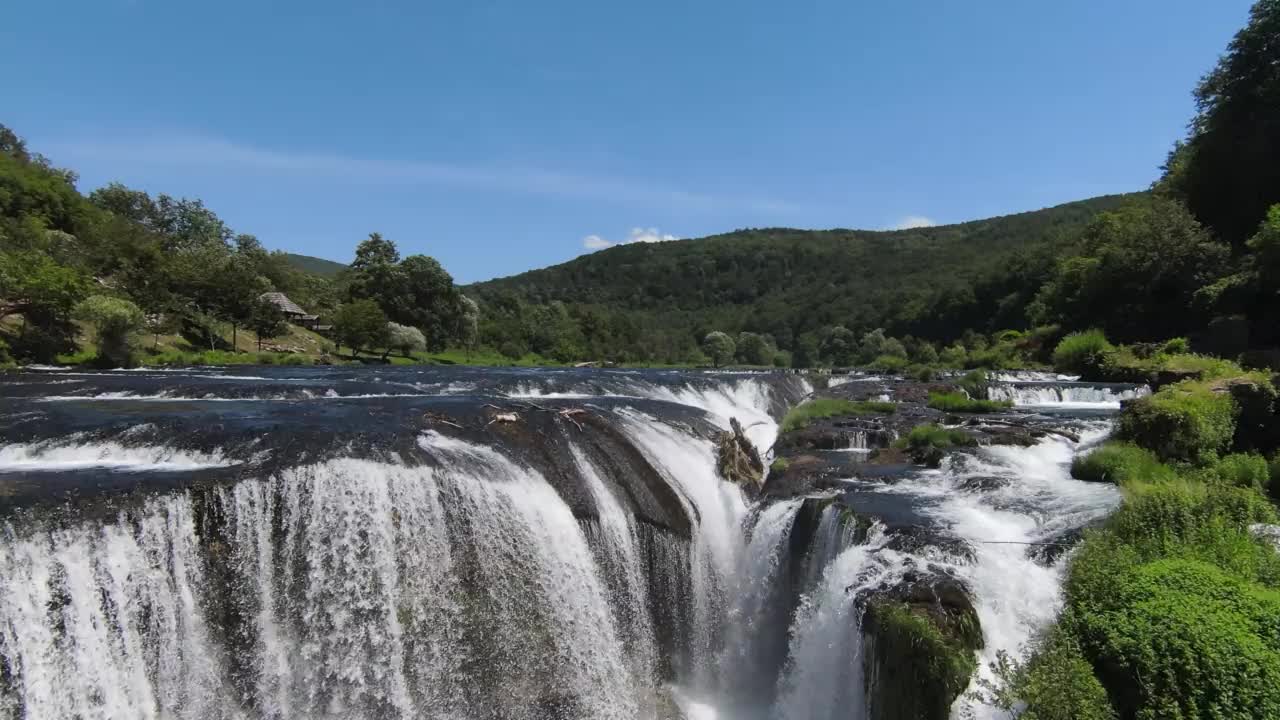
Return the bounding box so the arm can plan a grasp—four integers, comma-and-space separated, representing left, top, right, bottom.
259, 292, 308, 316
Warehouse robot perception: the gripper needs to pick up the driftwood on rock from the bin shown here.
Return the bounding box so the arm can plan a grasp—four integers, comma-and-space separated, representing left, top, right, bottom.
717, 417, 766, 492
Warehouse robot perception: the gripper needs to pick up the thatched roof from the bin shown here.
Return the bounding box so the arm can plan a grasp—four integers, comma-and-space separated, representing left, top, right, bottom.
259, 292, 308, 316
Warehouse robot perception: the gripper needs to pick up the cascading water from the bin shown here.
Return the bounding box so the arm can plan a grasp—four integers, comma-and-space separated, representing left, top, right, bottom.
987, 382, 1149, 408
0, 367, 1122, 720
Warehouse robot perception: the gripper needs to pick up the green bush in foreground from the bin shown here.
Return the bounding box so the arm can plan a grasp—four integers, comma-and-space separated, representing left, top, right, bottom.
926, 391, 1011, 414
978, 631, 1116, 720
1052, 330, 1113, 375
1116, 382, 1236, 464
780, 398, 896, 433
1070, 442, 1174, 485
73, 295, 144, 368
1067, 558, 1280, 720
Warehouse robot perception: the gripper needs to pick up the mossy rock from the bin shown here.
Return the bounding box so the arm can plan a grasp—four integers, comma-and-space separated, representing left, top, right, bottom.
862, 577, 982, 720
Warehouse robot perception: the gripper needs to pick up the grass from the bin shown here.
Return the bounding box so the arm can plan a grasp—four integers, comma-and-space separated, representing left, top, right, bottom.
1071, 442, 1175, 485
1052, 329, 1114, 376
780, 398, 897, 433
894, 423, 978, 451
926, 391, 1011, 414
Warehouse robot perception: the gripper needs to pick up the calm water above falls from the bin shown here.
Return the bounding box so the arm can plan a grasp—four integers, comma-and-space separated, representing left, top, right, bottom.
0, 366, 1121, 720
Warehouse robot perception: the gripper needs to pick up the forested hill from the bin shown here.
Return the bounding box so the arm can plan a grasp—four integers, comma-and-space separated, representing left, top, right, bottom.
468, 194, 1136, 347
284, 253, 347, 277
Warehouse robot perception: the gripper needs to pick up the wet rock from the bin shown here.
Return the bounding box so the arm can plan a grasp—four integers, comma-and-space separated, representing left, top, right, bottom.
957, 475, 1010, 492
881, 527, 975, 563
861, 570, 983, 720
760, 454, 846, 499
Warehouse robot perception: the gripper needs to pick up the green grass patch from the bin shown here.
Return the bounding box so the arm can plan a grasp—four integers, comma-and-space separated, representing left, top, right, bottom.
927, 391, 1011, 414
896, 423, 978, 451
1071, 442, 1175, 485
770, 457, 791, 472
780, 398, 896, 433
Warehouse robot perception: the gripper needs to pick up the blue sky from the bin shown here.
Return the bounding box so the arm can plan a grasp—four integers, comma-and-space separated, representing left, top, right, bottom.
1, 0, 1254, 282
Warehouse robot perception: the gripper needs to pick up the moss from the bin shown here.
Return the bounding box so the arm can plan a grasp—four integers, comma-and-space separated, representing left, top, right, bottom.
864, 600, 981, 720
926, 391, 1011, 414
780, 398, 896, 433
770, 456, 791, 472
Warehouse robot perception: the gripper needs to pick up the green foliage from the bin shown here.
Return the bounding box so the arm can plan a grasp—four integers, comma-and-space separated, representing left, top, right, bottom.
977, 634, 1116, 720
1070, 442, 1175, 485
248, 299, 288, 351
1162, 1, 1280, 247
868, 353, 909, 372
333, 299, 390, 354
926, 391, 1011, 414
1033, 198, 1228, 342
1197, 453, 1272, 493
735, 331, 774, 365
1117, 380, 1237, 464
957, 369, 988, 398
780, 398, 896, 433
702, 331, 735, 368
770, 456, 791, 472
866, 601, 981, 717
73, 294, 143, 368
386, 322, 427, 357
1067, 557, 1280, 720
1052, 330, 1113, 376
896, 425, 972, 448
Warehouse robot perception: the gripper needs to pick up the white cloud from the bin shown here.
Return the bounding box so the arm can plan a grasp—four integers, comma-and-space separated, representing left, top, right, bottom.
891, 215, 936, 230
581, 227, 680, 251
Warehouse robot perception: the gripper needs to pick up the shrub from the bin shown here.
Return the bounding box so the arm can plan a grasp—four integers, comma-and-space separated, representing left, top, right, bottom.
1160, 337, 1191, 355
781, 398, 896, 433
1070, 442, 1174, 485
1116, 382, 1236, 464
1067, 558, 1280, 720
927, 391, 1011, 414
869, 354, 909, 372
910, 364, 936, 382
980, 631, 1116, 720
772, 351, 791, 368
901, 424, 977, 450
1200, 453, 1271, 492
1052, 330, 1113, 376
770, 456, 791, 472
73, 294, 144, 368
957, 369, 988, 399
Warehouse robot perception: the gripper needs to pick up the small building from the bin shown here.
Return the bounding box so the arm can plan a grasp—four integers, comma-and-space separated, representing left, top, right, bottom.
259, 292, 322, 330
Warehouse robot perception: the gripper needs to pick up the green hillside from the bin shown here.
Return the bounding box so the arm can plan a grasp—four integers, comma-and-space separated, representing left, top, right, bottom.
284, 253, 347, 277
468, 194, 1136, 352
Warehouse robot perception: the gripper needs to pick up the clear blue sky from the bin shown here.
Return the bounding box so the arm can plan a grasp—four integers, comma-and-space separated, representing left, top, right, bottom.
0, 0, 1254, 283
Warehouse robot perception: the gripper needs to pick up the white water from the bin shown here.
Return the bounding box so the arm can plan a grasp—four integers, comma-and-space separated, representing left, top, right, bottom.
0, 440, 237, 472
871, 430, 1121, 719
987, 383, 1149, 408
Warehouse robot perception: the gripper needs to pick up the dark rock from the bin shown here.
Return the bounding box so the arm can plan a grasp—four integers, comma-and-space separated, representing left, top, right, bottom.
957, 475, 1010, 492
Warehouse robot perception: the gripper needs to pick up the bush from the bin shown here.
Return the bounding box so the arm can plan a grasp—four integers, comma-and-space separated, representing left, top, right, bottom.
909, 364, 936, 382
1160, 337, 1191, 355
927, 391, 1011, 414
1067, 558, 1280, 720
781, 398, 896, 433
1070, 442, 1174, 485
1200, 453, 1271, 493
772, 351, 791, 368
1116, 382, 1236, 464
957, 369, 988, 399
770, 456, 791, 472
981, 632, 1116, 720
1052, 330, 1113, 376
900, 424, 977, 450
869, 354, 909, 372
73, 294, 144, 368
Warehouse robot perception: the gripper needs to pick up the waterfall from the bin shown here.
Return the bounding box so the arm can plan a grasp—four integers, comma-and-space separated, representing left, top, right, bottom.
987, 382, 1149, 408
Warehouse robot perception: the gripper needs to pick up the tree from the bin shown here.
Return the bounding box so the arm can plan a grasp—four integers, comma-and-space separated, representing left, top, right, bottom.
249, 298, 288, 351
1032, 198, 1229, 342
702, 331, 736, 368
735, 331, 773, 365
396, 254, 459, 350
820, 325, 857, 366
458, 295, 479, 360
1161, 0, 1280, 245
333, 299, 389, 355
386, 322, 426, 358
74, 295, 144, 368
